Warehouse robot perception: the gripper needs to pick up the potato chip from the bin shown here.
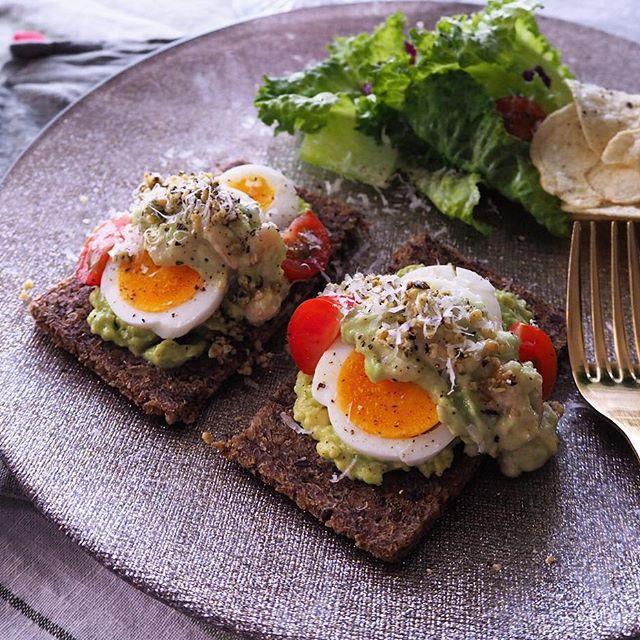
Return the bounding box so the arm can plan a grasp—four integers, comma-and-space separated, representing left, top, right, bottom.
586, 163, 640, 204
561, 203, 640, 219
601, 128, 640, 165
530, 102, 603, 208
568, 80, 640, 156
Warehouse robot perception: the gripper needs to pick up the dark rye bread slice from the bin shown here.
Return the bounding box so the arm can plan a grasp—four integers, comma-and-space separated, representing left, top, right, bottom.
29, 189, 362, 425
217, 383, 482, 563
216, 232, 566, 562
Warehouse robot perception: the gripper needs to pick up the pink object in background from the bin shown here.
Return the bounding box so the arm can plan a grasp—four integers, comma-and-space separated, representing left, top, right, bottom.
13, 31, 47, 42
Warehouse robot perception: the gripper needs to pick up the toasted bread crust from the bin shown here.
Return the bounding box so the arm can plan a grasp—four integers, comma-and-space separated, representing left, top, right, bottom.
217, 381, 482, 562
217, 232, 566, 562
29, 189, 362, 424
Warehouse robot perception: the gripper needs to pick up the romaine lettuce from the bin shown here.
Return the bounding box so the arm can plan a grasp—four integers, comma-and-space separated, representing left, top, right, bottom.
405, 70, 569, 236
254, 1, 573, 236
412, 0, 573, 113
406, 165, 487, 234
299, 96, 398, 186
255, 12, 409, 134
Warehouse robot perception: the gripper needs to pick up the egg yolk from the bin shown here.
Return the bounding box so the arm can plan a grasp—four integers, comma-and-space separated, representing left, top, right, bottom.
118, 251, 204, 313
228, 175, 275, 211
336, 351, 439, 439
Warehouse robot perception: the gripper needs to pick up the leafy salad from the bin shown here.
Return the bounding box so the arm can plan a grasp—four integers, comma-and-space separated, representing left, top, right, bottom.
255, 0, 574, 236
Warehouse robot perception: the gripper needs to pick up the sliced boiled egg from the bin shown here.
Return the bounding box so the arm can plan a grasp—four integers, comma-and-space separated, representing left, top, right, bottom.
312, 339, 455, 465
101, 251, 227, 339
400, 264, 502, 325
217, 164, 299, 230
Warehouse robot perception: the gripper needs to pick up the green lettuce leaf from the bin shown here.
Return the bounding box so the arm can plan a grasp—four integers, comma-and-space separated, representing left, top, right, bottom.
327, 11, 408, 82
405, 165, 487, 234
257, 59, 355, 102
404, 70, 569, 236
357, 0, 572, 140
255, 13, 409, 135
256, 91, 340, 135
299, 96, 398, 186
412, 0, 573, 113
255, 3, 573, 236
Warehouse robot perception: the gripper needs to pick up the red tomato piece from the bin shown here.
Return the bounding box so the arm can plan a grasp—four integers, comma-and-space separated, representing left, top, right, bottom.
510, 321, 558, 399
281, 211, 331, 282
287, 296, 346, 375
75, 214, 130, 286
495, 96, 547, 142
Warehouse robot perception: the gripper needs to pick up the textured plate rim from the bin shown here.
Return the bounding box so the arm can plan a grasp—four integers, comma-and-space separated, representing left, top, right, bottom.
0, 4, 636, 639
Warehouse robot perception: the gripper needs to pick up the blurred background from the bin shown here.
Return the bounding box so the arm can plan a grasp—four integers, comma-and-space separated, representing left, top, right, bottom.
1, 0, 637, 45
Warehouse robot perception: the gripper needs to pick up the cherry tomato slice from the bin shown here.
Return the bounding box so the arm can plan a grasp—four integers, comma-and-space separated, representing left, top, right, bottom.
75, 214, 130, 286
510, 321, 558, 399
281, 211, 331, 282
495, 96, 547, 142
287, 296, 347, 375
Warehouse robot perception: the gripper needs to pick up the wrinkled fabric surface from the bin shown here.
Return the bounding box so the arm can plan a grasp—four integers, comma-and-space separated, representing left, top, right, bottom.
0, 38, 172, 179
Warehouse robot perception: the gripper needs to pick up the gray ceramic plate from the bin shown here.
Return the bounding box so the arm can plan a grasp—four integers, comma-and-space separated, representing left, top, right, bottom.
1, 3, 639, 639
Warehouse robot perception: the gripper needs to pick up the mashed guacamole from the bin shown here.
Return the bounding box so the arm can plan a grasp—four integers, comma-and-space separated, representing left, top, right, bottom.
293, 372, 454, 485
88, 289, 208, 368
293, 273, 562, 484
86, 171, 306, 368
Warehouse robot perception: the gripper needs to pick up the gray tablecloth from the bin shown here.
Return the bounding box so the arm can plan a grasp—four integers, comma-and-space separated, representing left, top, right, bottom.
1, 1, 639, 639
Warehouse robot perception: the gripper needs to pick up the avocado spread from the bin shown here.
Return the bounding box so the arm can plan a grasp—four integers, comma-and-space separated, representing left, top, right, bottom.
293, 372, 454, 485
293, 267, 562, 483
88, 289, 208, 368
127, 171, 290, 326
87, 171, 307, 368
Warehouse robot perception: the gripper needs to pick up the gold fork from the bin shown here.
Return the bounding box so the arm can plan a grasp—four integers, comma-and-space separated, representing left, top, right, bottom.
567, 220, 640, 461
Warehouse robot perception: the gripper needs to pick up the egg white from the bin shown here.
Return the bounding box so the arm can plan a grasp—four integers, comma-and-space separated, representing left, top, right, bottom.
100, 255, 228, 340
217, 164, 299, 230
400, 264, 502, 325
312, 339, 455, 465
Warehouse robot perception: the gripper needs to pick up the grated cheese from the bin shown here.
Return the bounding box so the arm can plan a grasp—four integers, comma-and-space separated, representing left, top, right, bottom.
19, 279, 35, 302
322, 269, 498, 392
330, 456, 358, 483
280, 412, 310, 435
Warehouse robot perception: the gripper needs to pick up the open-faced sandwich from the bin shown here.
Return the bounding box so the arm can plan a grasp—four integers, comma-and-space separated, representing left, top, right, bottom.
217, 233, 565, 561
30, 164, 362, 423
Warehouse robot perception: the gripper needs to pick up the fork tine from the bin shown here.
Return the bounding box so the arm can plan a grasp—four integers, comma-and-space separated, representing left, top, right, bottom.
567, 221, 590, 379
589, 222, 610, 382
628, 221, 640, 376
610, 222, 635, 381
